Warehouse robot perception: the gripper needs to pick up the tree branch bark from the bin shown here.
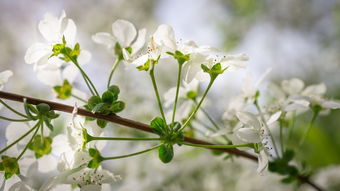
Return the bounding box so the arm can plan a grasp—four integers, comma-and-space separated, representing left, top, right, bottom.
0, 91, 323, 191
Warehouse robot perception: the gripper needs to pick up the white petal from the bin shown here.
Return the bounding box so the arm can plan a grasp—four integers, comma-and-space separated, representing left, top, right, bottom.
267, 111, 281, 125
236, 128, 261, 143
78, 50, 91, 65
281, 78, 305, 96
36, 69, 62, 86
38, 12, 61, 42
24, 43, 51, 64
112, 19, 137, 47
0, 70, 13, 90
302, 83, 326, 97
257, 150, 268, 174
62, 19, 77, 45
130, 54, 148, 67
321, 100, 340, 109
236, 111, 261, 129
92, 32, 116, 48
131, 28, 147, 55
153, 24, 177, 51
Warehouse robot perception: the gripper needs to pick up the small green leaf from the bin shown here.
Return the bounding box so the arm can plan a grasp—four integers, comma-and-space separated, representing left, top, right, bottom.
4, 172, 13, 179
201, 64, 210, 73
158, 144, 174, 163
91, 103, 109, 114
186, 91, 197, 99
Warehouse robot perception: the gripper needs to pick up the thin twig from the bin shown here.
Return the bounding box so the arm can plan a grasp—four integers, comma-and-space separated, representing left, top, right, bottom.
0, 90, 323, 191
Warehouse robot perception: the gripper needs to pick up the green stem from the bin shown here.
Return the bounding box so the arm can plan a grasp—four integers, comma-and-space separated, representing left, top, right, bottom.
172, 64, 183, 124
103, 144, 161, 161
0, 99, 27, 118
64, 53, 99, 96
91, 136, 162, 141
0, 122, 40, 154
149, 68, 167, 123
71, 94, 87, 103
254, 102, 280, 157
287, 111, 296, 144
17, 121, 41, 160
183, 142, 254, 149
179, 78, 215, 132
0, 116, 30, 122
299, 110, 319, 146
107, 58, 121, 88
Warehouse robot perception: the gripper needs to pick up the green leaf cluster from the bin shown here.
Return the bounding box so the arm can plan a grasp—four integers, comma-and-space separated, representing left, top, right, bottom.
201, 63, 227, 80
84, 85, 125, 128
167, 50, 190, 65
24, 102, 59, 131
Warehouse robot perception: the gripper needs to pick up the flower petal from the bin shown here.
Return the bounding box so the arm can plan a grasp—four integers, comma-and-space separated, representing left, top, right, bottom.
321, 100, 340, 109
153, 24, 177, 51
112, 19, 137, 47
131, 28, 147, 55
24, 43, 51, 65
281, 78, 304, 96
257, 150, 268, 174
92, 32, 116, 48
236, 128, 261, 143
236, 111, 261, 129
38, 12, 61, 42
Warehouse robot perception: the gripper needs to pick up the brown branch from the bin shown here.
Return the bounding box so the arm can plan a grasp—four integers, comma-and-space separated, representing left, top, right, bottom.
0, 90, 323, 191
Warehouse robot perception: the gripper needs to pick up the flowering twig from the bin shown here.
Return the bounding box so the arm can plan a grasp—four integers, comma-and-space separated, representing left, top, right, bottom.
0, 90, 323, 191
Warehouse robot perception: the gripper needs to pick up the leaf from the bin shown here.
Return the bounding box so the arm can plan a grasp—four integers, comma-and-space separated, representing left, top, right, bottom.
150, 117, 167, 136
158, 144, 174, 163
91, 103, 109, 113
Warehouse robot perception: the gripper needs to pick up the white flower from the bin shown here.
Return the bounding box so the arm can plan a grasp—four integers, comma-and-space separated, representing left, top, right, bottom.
24, 11, 91, 87
25, 10, 76, 68
92, 19, 146, 60
234, 111, 281, 174
185, 53, 249, 83
0, 70, 13, 90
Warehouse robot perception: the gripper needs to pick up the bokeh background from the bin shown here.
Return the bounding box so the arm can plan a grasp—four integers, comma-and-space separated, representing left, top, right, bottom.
1, 0, 340, 190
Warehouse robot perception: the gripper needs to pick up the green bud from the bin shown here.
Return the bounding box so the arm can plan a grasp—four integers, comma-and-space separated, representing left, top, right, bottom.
102, 91, 116, 104
87, 96, 102, 110
97, 119, 108, 128
108, 85, 120, 96
150, 117, 167, 136
110, 101, 125, 113
158, 144, 174, 163
53, 80, 73, 99
37, 103, 51, 114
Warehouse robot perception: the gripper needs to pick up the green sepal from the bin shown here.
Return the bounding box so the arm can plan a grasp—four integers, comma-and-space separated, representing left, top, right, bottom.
43, 117, 54, 131
186, 90, 197, 100
53, 80, 73, 99
137, 59, 151, 71
4, 172, 13, 179
36, 103, 51, 115
91, 103, 110, 114
29, 135, 52, 157
158, 144, 174, 163
87, 148, 104, 169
